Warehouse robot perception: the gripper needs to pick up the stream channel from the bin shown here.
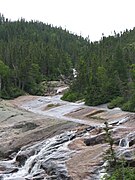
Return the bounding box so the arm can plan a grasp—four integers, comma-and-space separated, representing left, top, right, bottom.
0, 95, 135, 179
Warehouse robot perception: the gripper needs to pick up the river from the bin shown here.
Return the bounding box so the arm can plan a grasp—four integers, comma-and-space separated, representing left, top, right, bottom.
0, 95, 134, 179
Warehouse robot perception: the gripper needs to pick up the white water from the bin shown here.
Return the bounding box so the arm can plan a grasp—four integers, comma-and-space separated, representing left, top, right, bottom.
119, 137, 129, 148
0, 94, 131, 179
1, 131, 76, 179
20, 95, 103, 126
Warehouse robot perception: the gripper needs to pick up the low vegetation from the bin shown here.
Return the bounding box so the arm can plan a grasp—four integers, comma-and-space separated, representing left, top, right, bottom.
45, 103, 61, 110
103, 122, 135, 180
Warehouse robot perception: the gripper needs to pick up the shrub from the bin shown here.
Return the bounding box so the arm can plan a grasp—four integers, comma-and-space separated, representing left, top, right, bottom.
108, 97, 125, 109
121, 101, 135, 112
9, 87, 24, 98
61, 90, 81, 102
103, 122, 135, 180
104, 167, 135, 180
1, 87, 24, 99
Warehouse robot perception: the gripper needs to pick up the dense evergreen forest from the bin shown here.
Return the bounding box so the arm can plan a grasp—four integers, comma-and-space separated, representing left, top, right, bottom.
0, 14, 88, 98
1, 14, 135, 112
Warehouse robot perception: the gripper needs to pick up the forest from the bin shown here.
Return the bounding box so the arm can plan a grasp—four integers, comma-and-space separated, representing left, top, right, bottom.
1, 14, 135, 112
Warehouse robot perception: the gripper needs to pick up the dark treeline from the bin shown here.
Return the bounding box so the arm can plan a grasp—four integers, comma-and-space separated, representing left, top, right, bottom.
1, 14, 135, 112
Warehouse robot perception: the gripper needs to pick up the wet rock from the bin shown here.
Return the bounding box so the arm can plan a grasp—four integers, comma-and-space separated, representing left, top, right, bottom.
119, 132, 135, 148
6, 148, 20, 158
16, 154, 28, 166
0, 131, 75, 179
129, 139, 135, 146
46, 174, 72, 180
129, 132, 135, 146
85, 126, 96, 131
0, 175, 3, 179
76, 130, 87, 137
32, 169, 45, 179
119, 138, 129, 147
0, 165, 6, 172
84, 133, 106, 146
42, 161, 72, 180
119, 149, 135, 166
123, 150, 133, 158
56, 132, 76, 144
5, 178, 26, 180
0, 167, 18, 175
32, 175, 45, 180
2, 168, 19, 174
1, 94, 135, 179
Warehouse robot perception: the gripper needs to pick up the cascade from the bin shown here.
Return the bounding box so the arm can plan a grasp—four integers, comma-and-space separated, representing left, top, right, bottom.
0, 131, 76, 180
119, 137, 129, 148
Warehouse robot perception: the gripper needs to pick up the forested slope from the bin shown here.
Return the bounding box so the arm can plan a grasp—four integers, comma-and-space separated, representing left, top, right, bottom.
1, 14, 135, 111
62, 30, 135, 112
0, 14, 88, 98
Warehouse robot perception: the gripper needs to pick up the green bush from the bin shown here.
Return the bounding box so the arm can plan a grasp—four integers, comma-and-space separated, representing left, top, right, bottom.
1, 89, 10, 99
1, 86, 24, 99
9, 87, 24, 98
104, 167, 135, 180
103, 122, 135, 180
25, 82, 45, 96
61, 90, 81, 102
108, 97, 125, 109
85, 93, 110, 106
121, 101, 135, 112
108, 94, 135, 112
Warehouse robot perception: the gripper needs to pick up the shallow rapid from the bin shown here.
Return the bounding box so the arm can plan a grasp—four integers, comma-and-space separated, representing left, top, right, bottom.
0, 131, 76, 180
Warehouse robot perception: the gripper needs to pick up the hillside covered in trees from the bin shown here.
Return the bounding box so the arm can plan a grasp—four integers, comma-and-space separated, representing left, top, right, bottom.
63, 28, 135, 112
1, 14, 135, 112
0, 14, 89, 98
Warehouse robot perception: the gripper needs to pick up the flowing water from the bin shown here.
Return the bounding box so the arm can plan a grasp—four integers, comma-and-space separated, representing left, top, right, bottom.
0, 95, 134, 179
0, 126, 134, 180
119, 137, 129, 148
0, 131, 76, 180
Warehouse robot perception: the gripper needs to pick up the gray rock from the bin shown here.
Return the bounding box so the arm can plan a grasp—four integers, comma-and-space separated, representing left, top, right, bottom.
84, 133, 106, 146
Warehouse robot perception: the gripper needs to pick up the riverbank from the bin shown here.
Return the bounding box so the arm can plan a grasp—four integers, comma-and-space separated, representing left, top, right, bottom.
0, 95, 135, 179
0, 98, 78, 157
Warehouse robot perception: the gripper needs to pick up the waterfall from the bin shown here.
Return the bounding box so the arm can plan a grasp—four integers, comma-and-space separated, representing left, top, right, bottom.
0, 131, 76, 180
119, 137, 129, 148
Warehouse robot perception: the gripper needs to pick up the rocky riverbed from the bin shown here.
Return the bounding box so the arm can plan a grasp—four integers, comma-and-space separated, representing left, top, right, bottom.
0, 95, 135, 179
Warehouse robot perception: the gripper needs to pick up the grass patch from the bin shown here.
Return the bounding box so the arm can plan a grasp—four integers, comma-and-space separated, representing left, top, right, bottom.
43, 103, 61, 110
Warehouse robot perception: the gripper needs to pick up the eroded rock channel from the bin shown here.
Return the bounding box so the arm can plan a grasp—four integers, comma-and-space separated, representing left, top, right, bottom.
0, 95, 135, 179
